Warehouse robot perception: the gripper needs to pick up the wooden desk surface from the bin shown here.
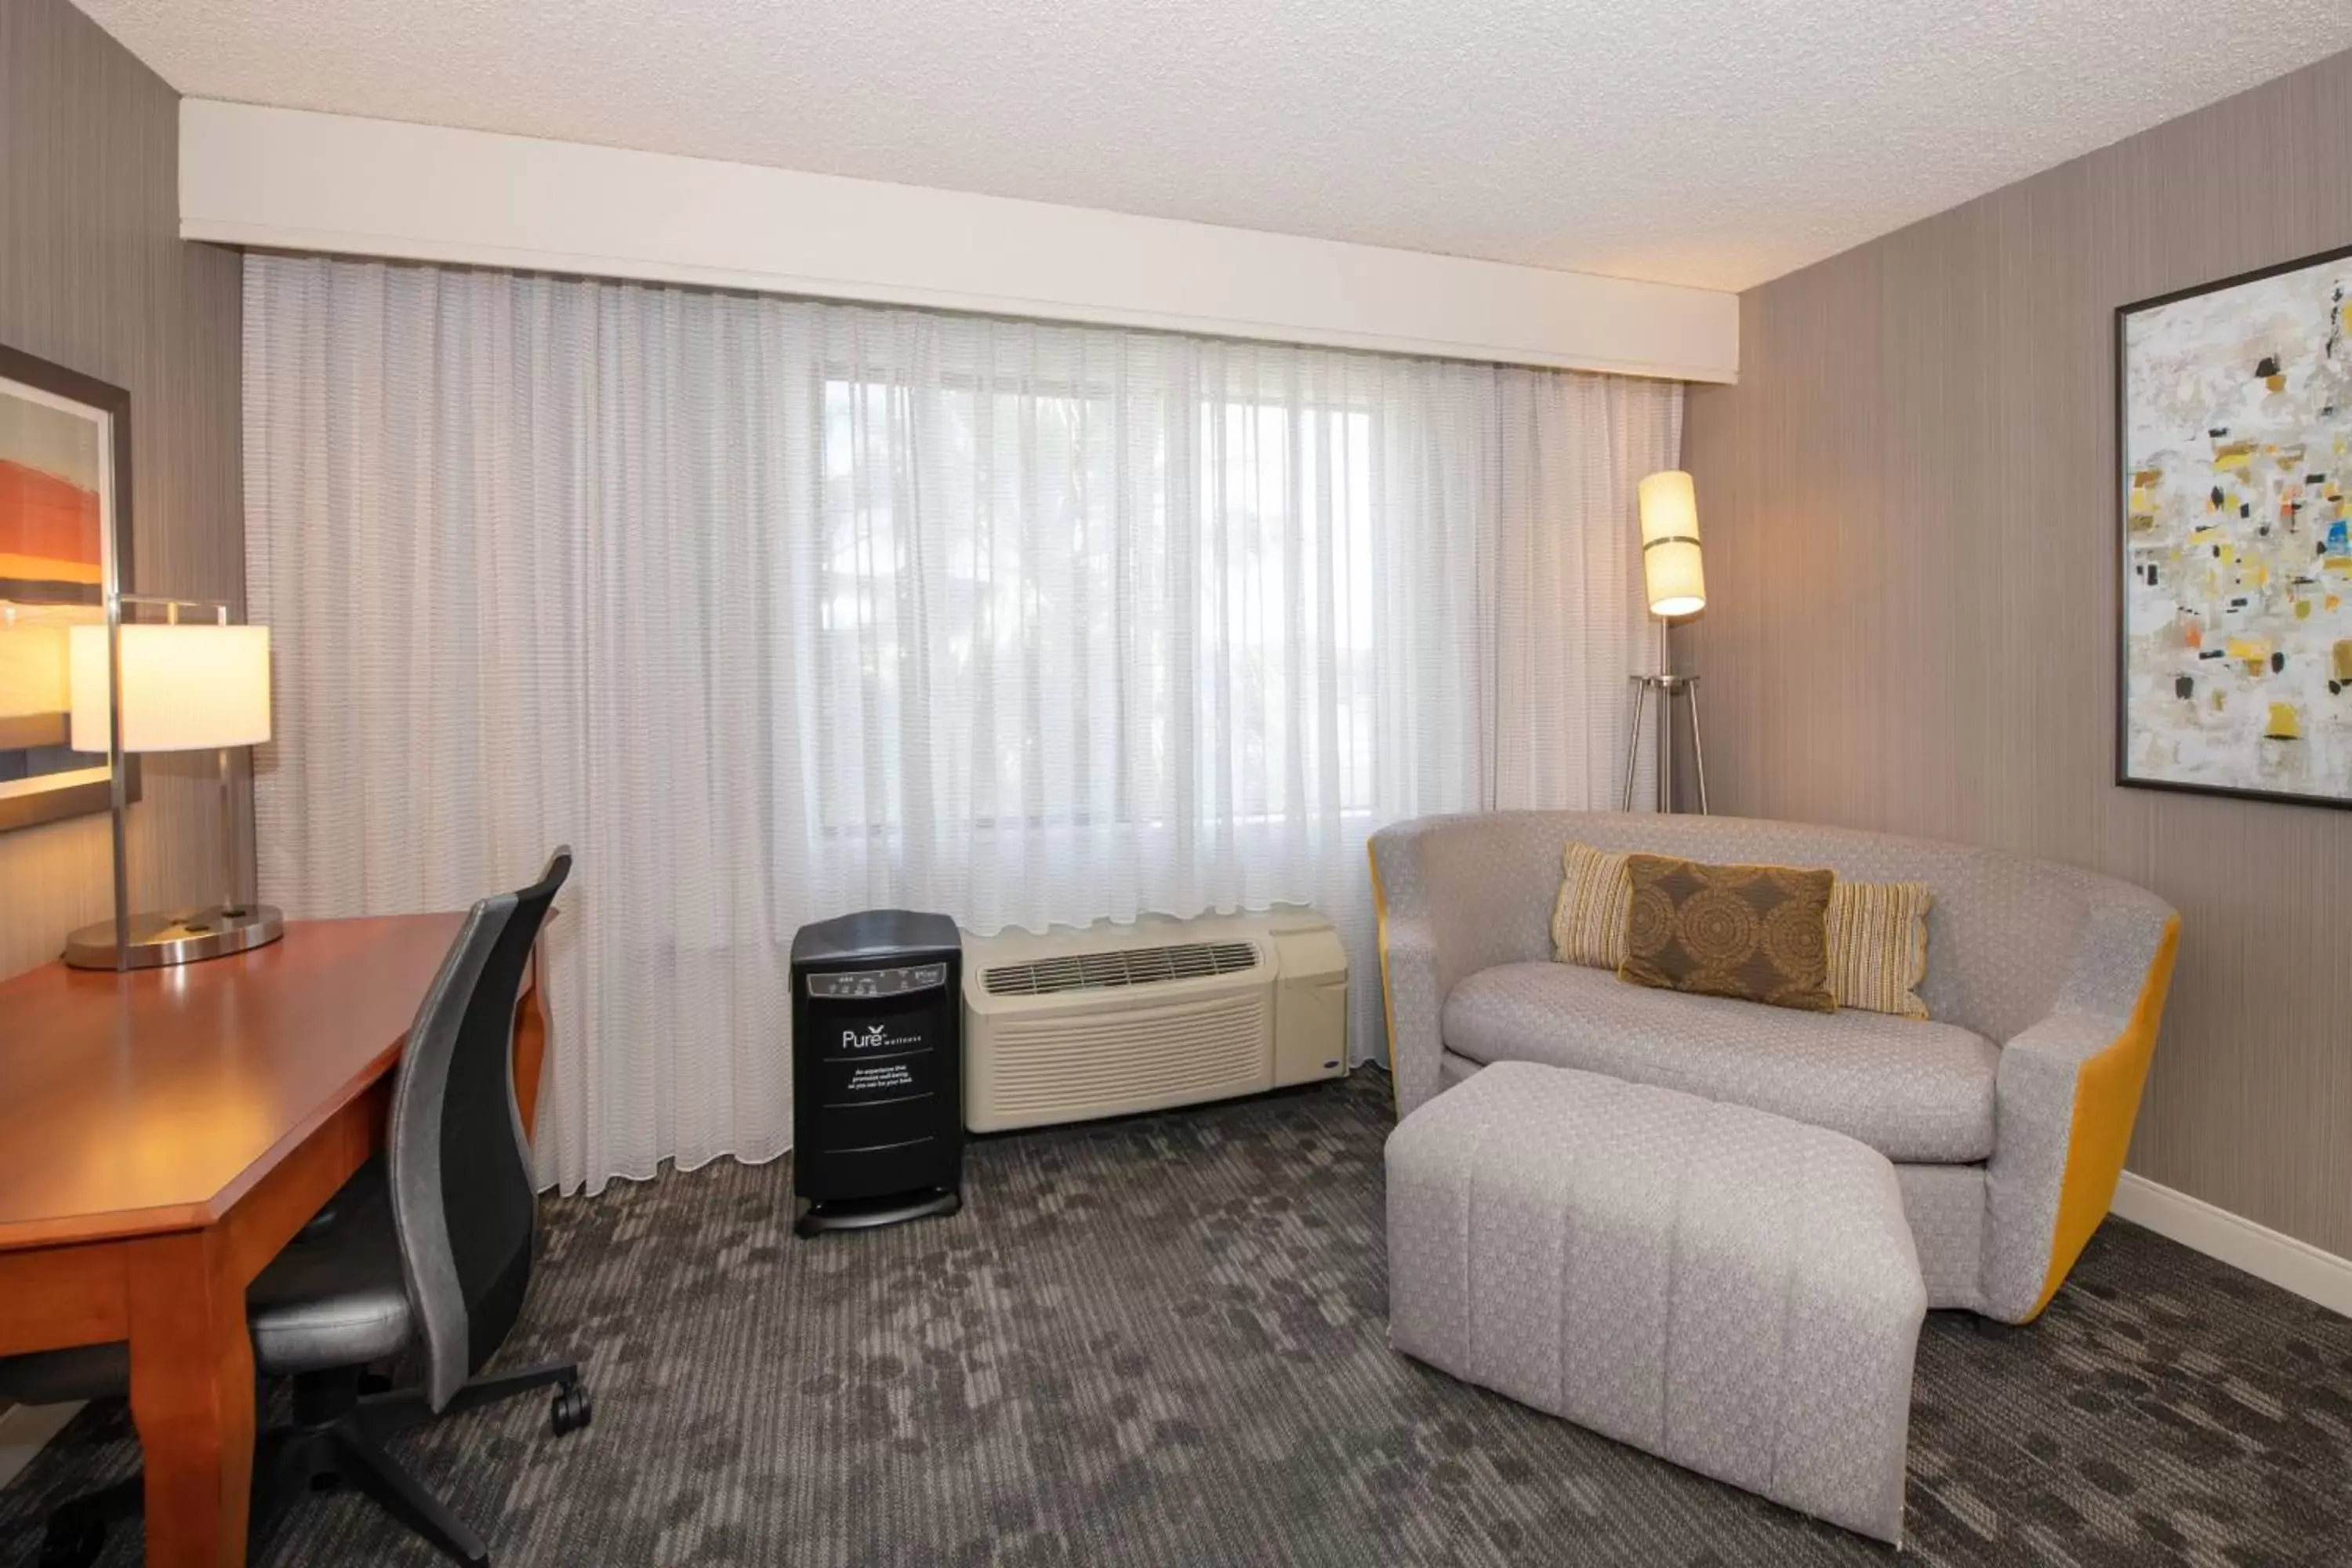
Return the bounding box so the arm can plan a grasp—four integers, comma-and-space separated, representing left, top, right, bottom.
0, 913, 463, 1250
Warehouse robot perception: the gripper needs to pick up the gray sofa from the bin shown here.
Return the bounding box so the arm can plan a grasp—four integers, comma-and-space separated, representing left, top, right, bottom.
1367, 811, 2180, 1323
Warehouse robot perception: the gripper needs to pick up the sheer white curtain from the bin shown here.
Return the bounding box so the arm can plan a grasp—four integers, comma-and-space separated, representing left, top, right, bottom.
245, 255, 1680, 1193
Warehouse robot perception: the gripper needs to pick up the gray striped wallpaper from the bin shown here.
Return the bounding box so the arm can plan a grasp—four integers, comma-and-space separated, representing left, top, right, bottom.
1683, 48, 2352, 1258
0, 0, 245, 980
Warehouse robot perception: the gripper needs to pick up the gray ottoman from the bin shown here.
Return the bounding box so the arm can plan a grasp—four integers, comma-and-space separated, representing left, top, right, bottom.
1386, 1062, 1926, 1544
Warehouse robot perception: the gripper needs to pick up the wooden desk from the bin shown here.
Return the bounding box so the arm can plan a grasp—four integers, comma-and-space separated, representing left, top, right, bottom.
0, 915, 551, 1568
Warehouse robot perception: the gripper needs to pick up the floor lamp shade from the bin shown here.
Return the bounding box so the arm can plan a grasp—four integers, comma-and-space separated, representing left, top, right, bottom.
68, 623, 272, 753
1638, 470, 1706, 618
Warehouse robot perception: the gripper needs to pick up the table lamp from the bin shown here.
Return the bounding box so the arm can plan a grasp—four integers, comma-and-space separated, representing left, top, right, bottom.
1621, 470, 1709, 814
60, 615, 282, 968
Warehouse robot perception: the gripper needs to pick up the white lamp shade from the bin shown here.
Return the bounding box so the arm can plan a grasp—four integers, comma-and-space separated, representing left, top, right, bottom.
69, 623, 272, 753
1638, 469, 1705, 617
0, 625, 69, 720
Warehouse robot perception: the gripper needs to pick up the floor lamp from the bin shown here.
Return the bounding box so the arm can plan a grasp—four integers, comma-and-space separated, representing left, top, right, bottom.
1621, 470, 1708, 814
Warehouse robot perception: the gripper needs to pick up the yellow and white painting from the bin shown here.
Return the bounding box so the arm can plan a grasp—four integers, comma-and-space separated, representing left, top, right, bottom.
2123, 248, 2352, 805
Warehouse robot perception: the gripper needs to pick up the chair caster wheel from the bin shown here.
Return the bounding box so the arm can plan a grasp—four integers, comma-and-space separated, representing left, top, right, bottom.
550, 1381, 593, 1436
39, 1512, 105, 1568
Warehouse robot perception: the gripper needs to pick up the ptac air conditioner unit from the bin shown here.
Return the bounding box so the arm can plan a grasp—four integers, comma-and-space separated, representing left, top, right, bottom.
961, 910, 1348, 1133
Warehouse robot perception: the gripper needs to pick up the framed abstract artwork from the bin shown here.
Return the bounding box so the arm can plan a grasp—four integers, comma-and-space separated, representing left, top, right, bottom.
0, 342, 136, 833
2118, 242, 2352, 810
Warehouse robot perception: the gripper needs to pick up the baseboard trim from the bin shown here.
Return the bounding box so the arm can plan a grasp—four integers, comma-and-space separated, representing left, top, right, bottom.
2111, 1171, 2352, 1319
0, 1400, 83, 1490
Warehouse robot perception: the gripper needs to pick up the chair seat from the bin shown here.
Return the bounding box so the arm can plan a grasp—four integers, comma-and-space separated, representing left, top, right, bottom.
248, 1159, 413, 1376
0, 1161, 412, 1406
1442, 961, 2000, 1163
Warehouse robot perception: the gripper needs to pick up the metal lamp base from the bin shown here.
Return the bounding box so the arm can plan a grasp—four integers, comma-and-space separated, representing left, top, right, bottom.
1621, 673, 1708, 815
63, 904, 285, 970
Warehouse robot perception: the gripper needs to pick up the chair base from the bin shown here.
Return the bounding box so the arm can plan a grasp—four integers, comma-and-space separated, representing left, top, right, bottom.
38, 1362, 590, 1568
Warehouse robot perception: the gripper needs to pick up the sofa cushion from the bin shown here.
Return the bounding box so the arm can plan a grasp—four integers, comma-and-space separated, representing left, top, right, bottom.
1827, 880, 1935, 1020
1442, 961, 1998, 1163
1620, 854, 1838, 1011
1551, 840, 1632, 969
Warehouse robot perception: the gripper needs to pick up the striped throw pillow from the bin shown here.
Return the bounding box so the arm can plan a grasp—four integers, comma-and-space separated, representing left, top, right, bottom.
1826, 880, 1934, 1020
1552, 841, 1632, 969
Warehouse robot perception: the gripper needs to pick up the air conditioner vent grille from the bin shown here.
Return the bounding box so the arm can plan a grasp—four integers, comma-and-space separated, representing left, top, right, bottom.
983, 940, 1259, 996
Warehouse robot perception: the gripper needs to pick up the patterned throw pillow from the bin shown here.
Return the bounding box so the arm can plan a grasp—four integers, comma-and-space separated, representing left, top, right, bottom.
1826, 880, 1935, 1020
1551, 841, 1632, 969
1618, 854, 1837, 1012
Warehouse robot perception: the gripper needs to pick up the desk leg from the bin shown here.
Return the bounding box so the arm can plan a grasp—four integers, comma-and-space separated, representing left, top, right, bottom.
127, 1229, 254, 1568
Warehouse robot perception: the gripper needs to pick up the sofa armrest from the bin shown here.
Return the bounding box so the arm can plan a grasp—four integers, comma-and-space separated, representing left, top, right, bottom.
1981, 891, 2180, 1323
1367, 813, 1569, 1118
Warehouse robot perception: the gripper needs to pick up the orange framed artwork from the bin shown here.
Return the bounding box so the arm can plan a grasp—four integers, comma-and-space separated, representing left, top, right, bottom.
0, 343, 136, 833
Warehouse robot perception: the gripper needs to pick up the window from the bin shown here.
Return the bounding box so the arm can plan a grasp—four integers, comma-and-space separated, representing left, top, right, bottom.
811, 378, 1380, 841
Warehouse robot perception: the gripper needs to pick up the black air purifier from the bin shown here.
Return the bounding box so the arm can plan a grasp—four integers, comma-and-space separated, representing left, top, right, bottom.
789, 909, 964, 1236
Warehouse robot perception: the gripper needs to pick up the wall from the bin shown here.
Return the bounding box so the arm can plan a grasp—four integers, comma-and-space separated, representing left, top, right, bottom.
1683, 50, 2352, 1256
0, 0, 245, 979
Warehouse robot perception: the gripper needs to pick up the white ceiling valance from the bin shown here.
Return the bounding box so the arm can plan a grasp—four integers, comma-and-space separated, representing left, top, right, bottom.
180, 100, 1738, 383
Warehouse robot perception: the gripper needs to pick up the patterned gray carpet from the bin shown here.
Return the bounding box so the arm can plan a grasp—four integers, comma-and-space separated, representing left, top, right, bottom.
4, 1069, 2350, 1566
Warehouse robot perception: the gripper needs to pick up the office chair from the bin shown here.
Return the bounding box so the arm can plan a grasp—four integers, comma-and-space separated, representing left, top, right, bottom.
0, 849, 588, 1568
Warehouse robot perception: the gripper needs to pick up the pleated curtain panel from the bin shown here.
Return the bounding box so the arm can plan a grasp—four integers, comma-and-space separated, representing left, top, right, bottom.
243, 254, 1682, 1193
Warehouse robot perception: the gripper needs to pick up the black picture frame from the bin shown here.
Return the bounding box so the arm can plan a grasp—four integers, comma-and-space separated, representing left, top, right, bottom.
0, 340, 140, 833
2114, 239, 2352, 813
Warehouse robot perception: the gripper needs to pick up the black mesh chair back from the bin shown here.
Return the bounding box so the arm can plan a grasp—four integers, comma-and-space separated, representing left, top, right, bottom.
389, 847, 572, 1410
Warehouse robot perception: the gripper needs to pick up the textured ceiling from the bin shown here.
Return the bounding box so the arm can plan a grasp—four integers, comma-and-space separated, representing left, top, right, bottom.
72, 0, 2352, 292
